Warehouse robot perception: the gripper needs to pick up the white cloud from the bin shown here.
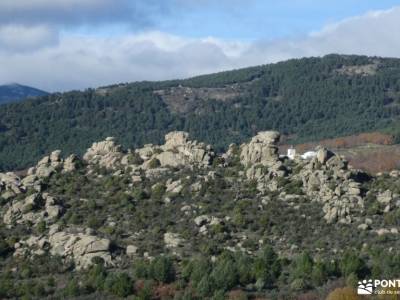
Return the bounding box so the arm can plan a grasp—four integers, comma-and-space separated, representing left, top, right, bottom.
1, 6, 400, 91
0, 25, 58, 52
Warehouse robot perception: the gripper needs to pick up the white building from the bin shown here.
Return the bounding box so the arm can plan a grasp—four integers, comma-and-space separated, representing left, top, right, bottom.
301, 151, 317, 160
287, 146, 296, 160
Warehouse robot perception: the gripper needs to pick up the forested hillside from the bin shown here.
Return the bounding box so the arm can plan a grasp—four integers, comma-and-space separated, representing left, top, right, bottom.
1, 54, 400, 171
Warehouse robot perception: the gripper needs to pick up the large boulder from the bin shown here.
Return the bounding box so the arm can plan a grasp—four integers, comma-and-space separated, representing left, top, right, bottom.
49, 229, 112, 270
240, 131, 280, 167
0, 172, 24, 196
164, 232, 184, 249
154, 131, 214, 168
3, 193, 42, 225
83, 137, 123, 169
63, 154, 80, 172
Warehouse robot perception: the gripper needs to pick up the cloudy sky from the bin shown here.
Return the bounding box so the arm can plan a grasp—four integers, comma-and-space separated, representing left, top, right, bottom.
1, 0, 400, 92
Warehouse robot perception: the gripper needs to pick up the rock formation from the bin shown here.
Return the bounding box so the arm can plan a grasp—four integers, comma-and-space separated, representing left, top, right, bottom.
2, 130, 400, 273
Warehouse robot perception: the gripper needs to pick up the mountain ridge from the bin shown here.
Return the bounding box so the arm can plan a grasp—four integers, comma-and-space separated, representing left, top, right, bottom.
1, 54, 400, 171
0, 83, 48, 105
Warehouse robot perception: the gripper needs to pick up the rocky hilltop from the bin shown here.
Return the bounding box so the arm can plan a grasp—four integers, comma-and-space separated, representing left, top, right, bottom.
1, 131, 400, 299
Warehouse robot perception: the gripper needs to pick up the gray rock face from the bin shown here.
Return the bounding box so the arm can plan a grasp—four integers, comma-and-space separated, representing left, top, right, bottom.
240, 131, 280, 167
156, 131, 214, 168
316, 148, 331, 165
239, 131, 287, 193
3, 193, 41, 225
166, 179, 183, 194
63, 154, 80, 172
49, 229, 112, 270
0, 172, 24, 197
377, 190, 395, 204
194, 215, 211, 226
164, 232, 184, 249
83, 137, 123, 169
3, 193, 63, 226
126, 245, 138, 256
35, 150, 64, 178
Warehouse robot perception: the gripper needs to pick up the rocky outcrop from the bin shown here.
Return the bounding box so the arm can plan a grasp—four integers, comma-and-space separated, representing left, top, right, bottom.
63, 154, 80, 172
25, 150, 81, 181
294, 149, 366, 223
15, 225, 112, 270
156, 131, 214, 168
34, 150, 62, 178
84, 137, 123, 169
49, 229, 112, 270
240, 131, 281, 167
3, 193, 43, 225
3, 193, 63, 226
0, 172, 24, 199
164, 232, 184, 249
239, 131, 286, 193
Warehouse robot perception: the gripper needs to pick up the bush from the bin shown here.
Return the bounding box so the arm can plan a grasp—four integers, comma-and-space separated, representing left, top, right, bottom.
284, 179, 304, 195
63, 278, 81, 297
133, 188, 148, 201
0, 240, 10, 258
152, 183, 166, 200
311, 261, 328, 286
183, 257, 212, 286
148, 158, 161, 169
134, 259, 150, 279
197, 274, 214, 297
339, 251, 366, 278
128, 152, 144, 165
85, 264, 107, 291
235, 254, 254, 286
36, 221, 46, 234
291, 252, 314, 281
150, 256, 175, 283
104, 272, 133, 298
253, 246, 281, 288
211, 256, 238, 291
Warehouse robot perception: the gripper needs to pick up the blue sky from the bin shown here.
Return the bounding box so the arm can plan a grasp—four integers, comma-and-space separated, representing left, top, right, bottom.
0, 0, 400, 91
153, 0, 400, 40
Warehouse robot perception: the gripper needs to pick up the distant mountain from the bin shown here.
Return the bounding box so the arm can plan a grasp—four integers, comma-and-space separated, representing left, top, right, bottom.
1, 54, 400, 170
0, 83, 48, 104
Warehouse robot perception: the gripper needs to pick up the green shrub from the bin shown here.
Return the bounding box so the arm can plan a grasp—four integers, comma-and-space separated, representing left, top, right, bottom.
182, 257, 211, 286
235, 254, 254, 286
134, 259, 150, 279
253, 246, 281, 288
0, 240, 10, 258
152, 183, 166, 200
311, 261, 328, 286
291, 252, 314, 281
339, 251, 366, 277
104, 272, 133, 298
211, 256, 238, 291
197, 274, 214, 297
63, 278, 81, 297
133, 188, 148, 201
148, 158, 161, 169
149, 256, 175, 283
128, 153, 144, 165
284, 179, 304, 195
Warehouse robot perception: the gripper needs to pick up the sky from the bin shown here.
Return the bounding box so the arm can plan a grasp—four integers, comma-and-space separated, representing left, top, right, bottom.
1, 0, 400, 92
